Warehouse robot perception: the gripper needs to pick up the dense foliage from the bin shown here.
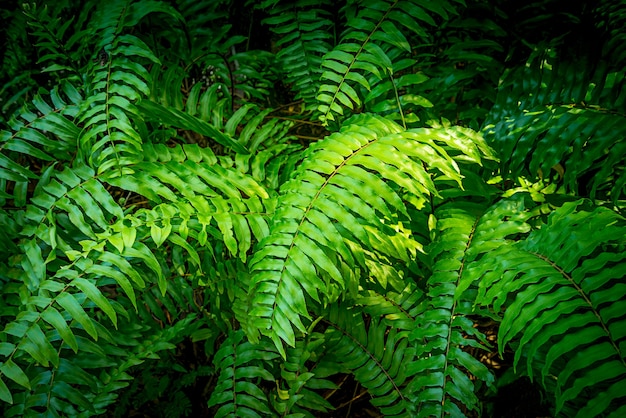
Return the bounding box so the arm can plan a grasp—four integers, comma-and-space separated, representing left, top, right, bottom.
1, 0, 625, 416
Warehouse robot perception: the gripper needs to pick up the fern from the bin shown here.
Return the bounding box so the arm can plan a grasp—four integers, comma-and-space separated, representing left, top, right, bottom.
207, 330, 279, 417
466, 200, 626, 416
317, 0, 459, 126
0, 80, 81, 190
272, 330, 336, 416
320, 303, 416, 417
1, 0, 626, 417
22, 2, 89, 80
260, 0, 334, 110
246, 113, 494, 354
483, 46, 626, 203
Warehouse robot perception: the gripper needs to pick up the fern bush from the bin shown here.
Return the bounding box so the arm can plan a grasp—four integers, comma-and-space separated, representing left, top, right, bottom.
1, 0, 625, 416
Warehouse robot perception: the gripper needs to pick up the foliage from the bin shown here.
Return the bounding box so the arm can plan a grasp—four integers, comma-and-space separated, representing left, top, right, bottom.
0, 0, 625, 417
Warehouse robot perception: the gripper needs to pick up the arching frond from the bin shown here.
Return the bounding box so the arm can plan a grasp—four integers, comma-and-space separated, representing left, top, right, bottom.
469, 199, 626, 416
317, 0, 458, 126
207, 330, 279, 418
78, 0, 172, 175
320, 303, 416, 417
261, 0, 334, 110
104, 142, 272, 262
0, 80, 82, 195
483, 47, 626, 203
21, 2, 88, 80
406, 197, 535, 417
245, 113, 494, 355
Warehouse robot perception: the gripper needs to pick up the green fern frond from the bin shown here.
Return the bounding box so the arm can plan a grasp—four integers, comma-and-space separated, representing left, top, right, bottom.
137, 99, 249, 154
21, 2, 87, 79
472, 199, 626, 416
78, 0, 170, 175
245, 113, 496, 355
406, 197, 535, 416
356, 282, 426, 330
7, 315, 196, 417
483, 47, 626, 202
317, 0, 458, 126
104, 142, 271, 263
0, 81, 82, 186
247, 114, 417, 352
320, 303, 416, 417
0, 156, 183, 410
261, 0, 334, 110
207, 330, 279, 418
272, 330, 336, 416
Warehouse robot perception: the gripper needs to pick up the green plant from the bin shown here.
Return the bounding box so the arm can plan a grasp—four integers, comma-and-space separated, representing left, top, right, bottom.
1, 0, 625, 417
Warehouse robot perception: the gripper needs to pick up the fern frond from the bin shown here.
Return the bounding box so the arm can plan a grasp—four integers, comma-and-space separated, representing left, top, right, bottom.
0, 81, 82, 186
1, 315, 197, 417
207, 330, 279, 418
137, 99, 249, 154
356, 281, 426, 330
246, 113, 495, 355
0, 158, 178, 411
317, 0, 458, 126
483, 47, 626, 202
104, 142, 271, 264
320, 303, 415, 417
78, 0, 169, 175
261, 0, 334, 110
472, 199, 626, 416
272, 330, 336, 416
21, 2, 87, 79
247, 114, 416, 352
406, 197, 535, 416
